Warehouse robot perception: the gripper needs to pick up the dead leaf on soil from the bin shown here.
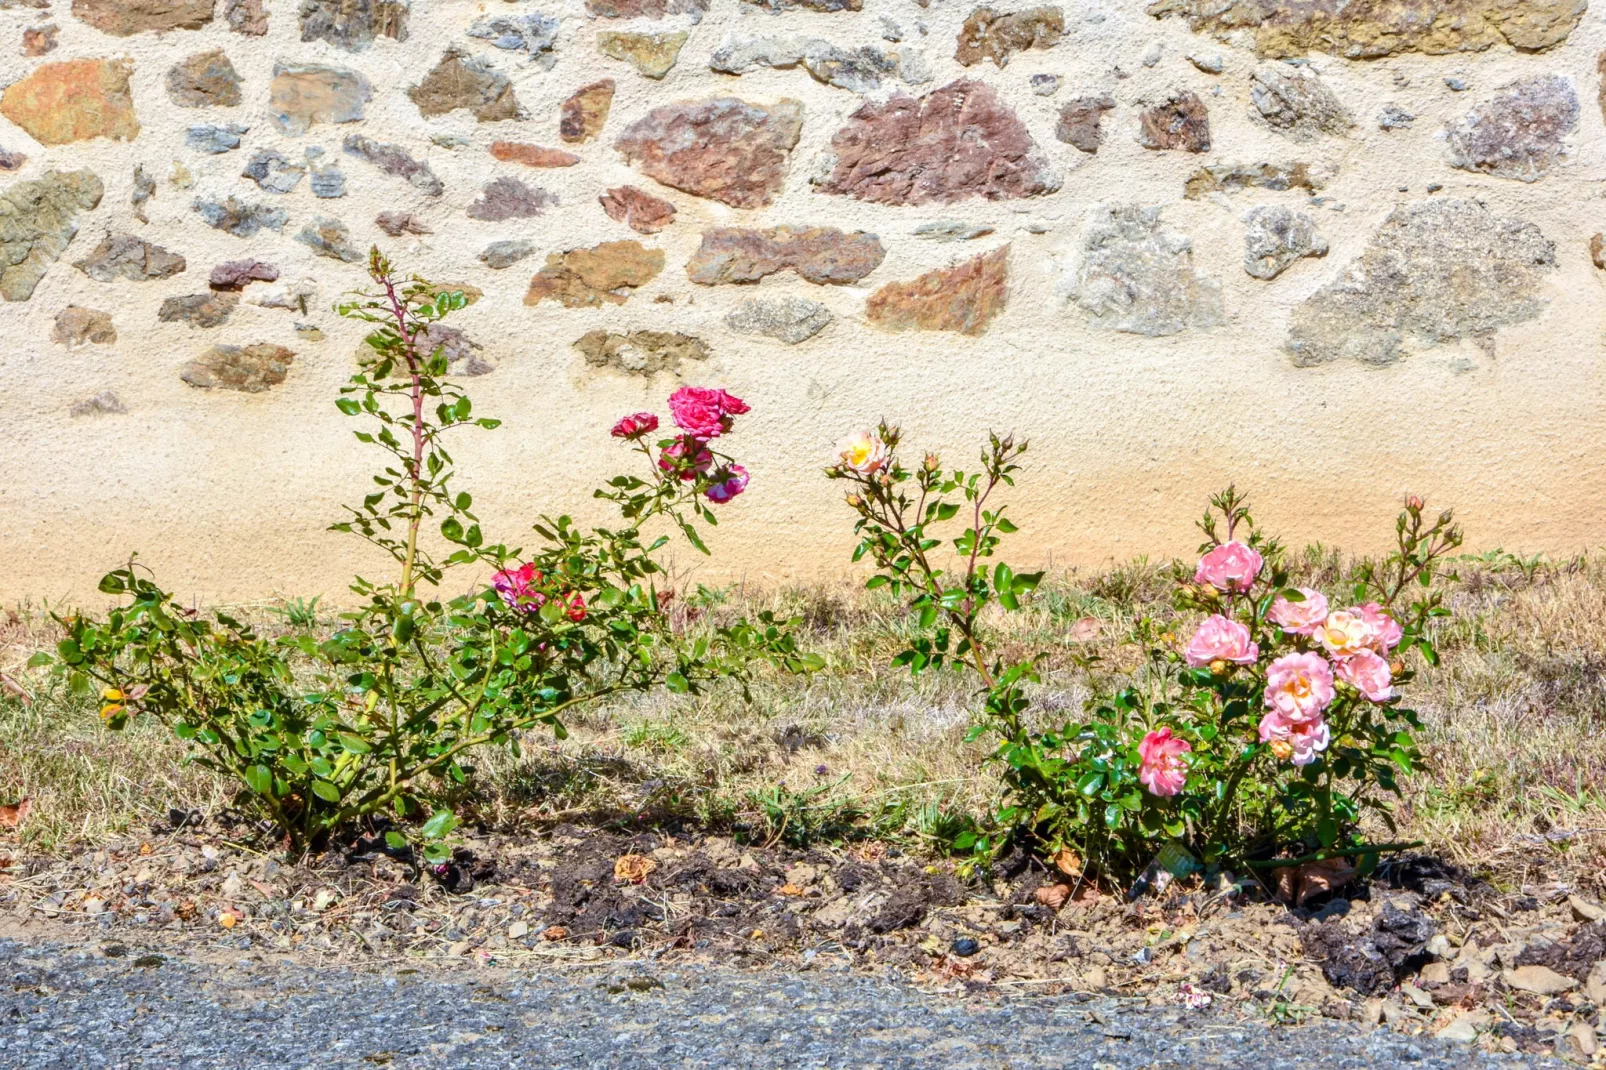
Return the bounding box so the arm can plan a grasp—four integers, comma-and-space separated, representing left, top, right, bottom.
1, 672, 33, 706
613, 854, 656, 883
0, 798, 32, 829
1066, 882, 1100, 910
1272, 858, 1358, 905
541, 925, 569, 941
776, 882, 805, 897
1053, 847, 1083, 878
1035, 883, 1072, 910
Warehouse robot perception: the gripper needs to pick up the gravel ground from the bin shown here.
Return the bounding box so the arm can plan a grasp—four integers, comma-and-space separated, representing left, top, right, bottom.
0, 938, 1565, 1069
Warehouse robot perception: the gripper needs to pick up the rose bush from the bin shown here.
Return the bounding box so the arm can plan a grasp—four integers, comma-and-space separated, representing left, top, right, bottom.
35, 250, 811, 859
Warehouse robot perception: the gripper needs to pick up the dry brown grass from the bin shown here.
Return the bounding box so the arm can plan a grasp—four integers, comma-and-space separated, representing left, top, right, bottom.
3, 551, 1605, 886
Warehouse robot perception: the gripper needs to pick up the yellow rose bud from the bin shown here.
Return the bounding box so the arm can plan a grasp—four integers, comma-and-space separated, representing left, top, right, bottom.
1269, 740, 1294, 761
102, 688, 124, 702
1209, 659, 1228, 675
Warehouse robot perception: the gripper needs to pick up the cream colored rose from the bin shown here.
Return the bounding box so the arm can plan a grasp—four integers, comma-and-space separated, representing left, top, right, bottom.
837, 430, 889, 474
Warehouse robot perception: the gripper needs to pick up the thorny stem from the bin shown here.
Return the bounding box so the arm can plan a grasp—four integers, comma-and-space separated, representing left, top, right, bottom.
380, 270, 426, 598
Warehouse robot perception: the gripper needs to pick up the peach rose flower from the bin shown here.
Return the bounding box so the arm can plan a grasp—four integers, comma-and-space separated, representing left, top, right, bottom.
1356, 602, 1404, 652
1264, 651, 1335, 723
1184, 614, 1259, 668
837, 430, 890, 475
1138, 727, 1191, 797
1314, 610, 1375, 660
1269, 587, 1329, 637
1337, 648, 1395, 702
1194, 541, 1263, 593
1260, 711, 1332, 766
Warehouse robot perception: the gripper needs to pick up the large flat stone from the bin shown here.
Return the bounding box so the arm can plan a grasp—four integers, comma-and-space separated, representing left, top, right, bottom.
524, 240, 664, 307
74, 235, 185, 282
574, 330, 709, 374
72, 0, 212, 35
269, 63, 371, 135
866, 246, 1008, 336
181, 343, 294, 392
1, 59, 139, 146
615, 98, 802, 209
686, 226, 884, 285
954, 6, 1063, 68
0, 169, 104, 302
1068, 206, 1222, 335
1447, 75, 1577, 182
725, 296, 832, 343
409, 49, 520, 121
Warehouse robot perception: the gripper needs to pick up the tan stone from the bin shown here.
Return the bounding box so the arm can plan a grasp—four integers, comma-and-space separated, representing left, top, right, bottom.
52, 306, 115, 347
686, 226, 885, 285
599, 186, 675, 234
71, 0, 212, 36
615, 98, 802, 210
181, 344, 295, 393
166, 50, 243, 108
409, 48, 520, 121
574, 329, 709, 374
1585, 959, 1606, 1004
490, 142, 580, 168
597, 31, 687, 79
524, 241, 664, 308
955, 6, 1063, 68
22, 24, 58, 56
560, 80, 615, 143
0, 59, 139, 146
1504, 964, 1577, 995
866, 246, 1008, 337
0, 169, 105, 302
268, 63, 371, 136
75, 235, 186, 282
1184, 162, 1328, 199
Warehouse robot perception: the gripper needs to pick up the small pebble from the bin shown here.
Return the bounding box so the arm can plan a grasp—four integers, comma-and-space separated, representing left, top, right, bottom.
952, 938, 980, 957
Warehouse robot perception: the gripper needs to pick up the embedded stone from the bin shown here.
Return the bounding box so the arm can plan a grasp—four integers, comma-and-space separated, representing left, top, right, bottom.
742, 0, 860, 11
0, 149, 26, 171
309, 158, 345, 198
1592, 233, 1606, 270
243, 150, 306, 194
417, 324, 492, 376
914, 220, 994, 242
866, 246, 1007, 336
1147, 0, 1585, 59
598, 31, 687, 79
574, 329, 709, 374
1287, 198, 1556, 366
71, 0, 212, 35
587, 0, 709, 18
1184, 161, 1329, 198
194, 196, 287, 237
467, 177, 556, 222
74, 235, 185, 282
22, 24, 58, 55
249, 278, 317, 310
409, 49, 521, 121
711, 37, 900, 93
1056, 95, 1114, 153
479, 240, 536, 269
1031, 73, 1062, 95
686, 226, 885, 285
561, 80, 615, 143
130, 165, 155, 224
1138, 91, 1211, 152
181, 344, 294, 393
269, 63, 372, 135
955, 6, 1063, 68
524, 240, 664, 308
185, 124, 248, 153
1379, 104, 1416, 129
725, 296, 832, 343
71, 391, 126, 416
52, 306, 115, 346
491, 142, 580, 168
1068, 207, 1222, 335
817, 80, 1057, 205
375, 210, 430, 236
615, 98, 803, 210
297, 216, 362, 262
224, 0, 266, 34
1446, 75, 1577, 182
343, 135, 443, 195
209, 258, 278, 290
469, 14, 557, 66
159, 291, 239, 328
599, 186, 676, 234
1250, 64, 1353, 140
166, 50, 242, 108
1, 59, 139, 146
300, 0, 408, 51
1243, 205, 1327, 279
0, 169, 104, 301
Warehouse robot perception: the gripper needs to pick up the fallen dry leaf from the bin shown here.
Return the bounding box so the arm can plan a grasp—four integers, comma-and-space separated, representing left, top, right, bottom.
1065, 882, 1100, 910
1069, 617, 1102, 642
0, 672, 33, 706
217, 911, 238, 929
0, 798, 32, 829
1052, 847, 1083, 878
613, 854, 657, 883
1035, 883, 1072, 910
1272, 866, 1298, 903
776, 882, 805, 897
1295, 858, 1357, 905
540, 925, 569, 941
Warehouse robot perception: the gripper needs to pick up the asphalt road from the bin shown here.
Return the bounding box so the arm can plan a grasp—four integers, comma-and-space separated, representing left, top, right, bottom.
0, 938, 1563, 1069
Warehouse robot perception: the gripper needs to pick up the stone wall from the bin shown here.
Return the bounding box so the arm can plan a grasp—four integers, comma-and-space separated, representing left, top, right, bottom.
1, 0, 1603, 602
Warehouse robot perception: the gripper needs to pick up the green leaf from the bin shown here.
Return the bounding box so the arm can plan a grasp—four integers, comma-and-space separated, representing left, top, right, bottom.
338, 733, 372, 754
665, 672, 690, 693
243, 764, 273, 795
421, 809, 460, 840
384, 831, 408, 850
311, 780, 341, 802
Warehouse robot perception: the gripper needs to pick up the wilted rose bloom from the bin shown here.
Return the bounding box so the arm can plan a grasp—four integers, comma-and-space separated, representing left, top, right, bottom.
1315, 609, 1375, 660
1264, 651, 1334, 722
492, 563, 544, 613
1356, 602, 1404, 652
668, 386, 746, 440
659, 436, 714, 481
1260, 711, 1331, 766
610, 412, 659, 440
1337, 648, 1394, 702
1194, 541, 1263, 593
705, 464, 749, 503
1138, 727, 1191, 796
711, 388, 749, 416
836, 430, 890, 475
1269, 587, 1330, 636
1184, 614, 1258, 668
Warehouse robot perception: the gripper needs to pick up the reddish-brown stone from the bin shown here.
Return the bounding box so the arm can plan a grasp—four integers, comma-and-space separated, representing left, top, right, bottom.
1138, 91, 1211, 152
816, 80, 1058, 206
955, 6, 1064, 67
22, 24, 59, 56
560, 80, 615, 143
491, 142, 581, 168
686, 226, 885, 285
72, 0, 213, 35
524, 240, 664, 308
1056, 95, 1114, 153
866, 247, 1008, 336
599, 186, 676, 234
0, 59, 140, 146
615, 97, 802, 209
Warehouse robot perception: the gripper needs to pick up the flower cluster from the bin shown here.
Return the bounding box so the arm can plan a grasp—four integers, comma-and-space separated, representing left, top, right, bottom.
613, 386, 751, 505
490, 562, 586, 621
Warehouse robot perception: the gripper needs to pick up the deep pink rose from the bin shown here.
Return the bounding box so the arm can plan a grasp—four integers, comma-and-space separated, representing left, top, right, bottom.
1184, 614, 1258, 668
1259, 710, 1331, 766
492, 563, 544, 613
712, 389, 749, 416
659, 436, 714, 481
1194, 541, 1263, 593
1269, 587, 1329, 637
1138, 727, 1191, 796
1337, 648, 1394, 702
1264, 651, 1334, 723
668, 386, 746, 440
1357, 602, 1403, 652
611, 412, 659, 440
705, 464, 749, 503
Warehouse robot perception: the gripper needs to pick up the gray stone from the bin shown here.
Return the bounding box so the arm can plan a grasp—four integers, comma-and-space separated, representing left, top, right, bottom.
1188, 52, 1223, 73
1057, 95, 1115, 153
1183, 161, 1330, 199
194, 197, 288, 237
52, 305, 115, 346
0, 148, 25, 171
0, 169, 104, 301
1068, 206, 1222, 335
185, 124, 248, 153
725, 296, 833, 343
1286, 198, 1556, 367
166, 50, 244, 108
209, 259, 278, 290
181, 344, 295, 392
1030, 73, 1062, 95
269, 63, 372, 136
1243, 205, 1328, 279
375, 211, 430, 236
74, 235, 186, 282
420, 324, 493, 376
159, 291, 240, 328
574, 329, 710, 374
468, 13, 558, 67
70, 390, 126, 417
1446, 75, 1577, 182
1378, 105, 1415, 130
310, 160, 346, 198
131, 165, 155, 224
297, 216, 363, 262
915, 220, 995, 242
300, 0, 407, 51
249, 278, 318, 311
711, 37, 900, 92
479, 240, 536, 269
467, 177, 556, 221
224, 0, 267, 34
342, 135, 443, 196
243, 150, 307, 194
1251, 64, 1352, 140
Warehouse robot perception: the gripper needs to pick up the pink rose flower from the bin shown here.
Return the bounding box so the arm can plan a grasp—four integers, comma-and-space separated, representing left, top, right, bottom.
836, 430, 890, 475
1314, 609, 1375, 660
1259, 711, 1331, 766
705, 464, 749, 503
492, 563, 544, 614
1337, 648, 1395, 702
668, 386, 746, 440
1138, 727, 1191, 797
1184, 614, 1259, 668
1264, 651, 1335, 723
1194, 541, 1263, 593
1356, 602, 1404, 652
610, 412, 659, 440
1269, 587, 1330, 637
712, 388, 749, 416
659, 436, 714, 481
